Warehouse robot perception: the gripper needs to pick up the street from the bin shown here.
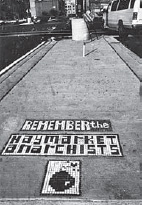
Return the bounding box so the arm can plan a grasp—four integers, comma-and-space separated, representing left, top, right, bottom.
119, 35, 142, 58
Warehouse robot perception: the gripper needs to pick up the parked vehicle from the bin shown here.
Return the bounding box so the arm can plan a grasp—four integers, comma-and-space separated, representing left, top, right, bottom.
104, 0, 142, 37
0, 20, 5, 25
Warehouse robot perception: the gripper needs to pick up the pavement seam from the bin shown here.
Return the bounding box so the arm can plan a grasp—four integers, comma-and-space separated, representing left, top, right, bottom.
0, 198, 141, 205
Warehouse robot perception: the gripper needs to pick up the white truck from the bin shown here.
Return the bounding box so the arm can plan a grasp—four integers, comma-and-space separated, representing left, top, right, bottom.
104, 0, 142, 38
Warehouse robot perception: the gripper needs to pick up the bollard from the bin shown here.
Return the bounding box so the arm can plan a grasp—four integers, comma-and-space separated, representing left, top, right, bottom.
27, 17, 31, 24
51, 37, 55, 41
83, 42, 86, 57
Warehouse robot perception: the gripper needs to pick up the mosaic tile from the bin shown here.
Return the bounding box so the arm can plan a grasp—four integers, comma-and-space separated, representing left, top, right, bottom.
41, 160, 81, 195
1, 134, 123, 156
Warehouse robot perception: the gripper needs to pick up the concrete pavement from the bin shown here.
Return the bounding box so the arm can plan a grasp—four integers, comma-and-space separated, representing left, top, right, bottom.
0, 35, 141, 204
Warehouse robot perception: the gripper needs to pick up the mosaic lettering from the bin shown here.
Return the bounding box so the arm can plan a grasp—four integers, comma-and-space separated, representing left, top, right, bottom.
1, 134, 123, 156
21, 119, 112, 131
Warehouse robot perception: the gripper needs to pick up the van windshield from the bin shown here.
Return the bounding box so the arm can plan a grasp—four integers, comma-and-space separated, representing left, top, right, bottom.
140, 0, 142, 8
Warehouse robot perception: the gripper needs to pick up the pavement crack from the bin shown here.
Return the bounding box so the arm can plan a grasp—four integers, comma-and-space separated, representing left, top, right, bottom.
67, 73, 75, 89
48, 75, 56, 96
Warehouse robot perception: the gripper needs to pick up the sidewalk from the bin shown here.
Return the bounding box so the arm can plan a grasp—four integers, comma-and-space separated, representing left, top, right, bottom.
0, 36, 141, 204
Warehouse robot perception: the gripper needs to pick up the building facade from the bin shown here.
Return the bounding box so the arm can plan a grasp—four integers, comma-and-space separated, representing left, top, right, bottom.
0, 0, 29, 20
29, 0, 90, 17
29, 0, 60, 17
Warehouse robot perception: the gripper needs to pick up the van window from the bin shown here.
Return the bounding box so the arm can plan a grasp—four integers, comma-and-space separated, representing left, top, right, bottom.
130, 0, 135, 8
117, 0, 130, 10
111, 0, 119, 11
140, 0, 142, 8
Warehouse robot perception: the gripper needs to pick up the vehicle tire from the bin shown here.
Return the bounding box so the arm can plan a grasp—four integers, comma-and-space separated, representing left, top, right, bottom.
118, 23, 128, 39
101, 19, 105, 30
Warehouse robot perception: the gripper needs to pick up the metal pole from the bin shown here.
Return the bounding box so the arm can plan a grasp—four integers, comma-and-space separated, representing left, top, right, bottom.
140, 81, 142, 96
83, 42, 85, 57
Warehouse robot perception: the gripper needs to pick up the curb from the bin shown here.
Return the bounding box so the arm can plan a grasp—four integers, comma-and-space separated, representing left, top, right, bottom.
0, 41, 46, 77
0, 40, 57, 102
104, 36, 142, 96
104, 36, 142, 81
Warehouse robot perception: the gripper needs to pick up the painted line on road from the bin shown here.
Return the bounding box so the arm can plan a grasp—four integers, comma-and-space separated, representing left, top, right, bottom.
0, 41, 46, 76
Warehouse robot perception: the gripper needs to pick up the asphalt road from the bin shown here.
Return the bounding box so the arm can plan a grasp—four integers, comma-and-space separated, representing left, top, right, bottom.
117, 35, 142, 58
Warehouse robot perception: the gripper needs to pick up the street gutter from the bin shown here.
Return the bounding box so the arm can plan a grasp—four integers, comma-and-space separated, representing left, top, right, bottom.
0, 40, 57, 102
104, 36, 142, 95
104, 36, 142, 81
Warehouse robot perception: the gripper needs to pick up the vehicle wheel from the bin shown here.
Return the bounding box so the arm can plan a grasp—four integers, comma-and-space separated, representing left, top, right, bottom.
118, 23, 128, 39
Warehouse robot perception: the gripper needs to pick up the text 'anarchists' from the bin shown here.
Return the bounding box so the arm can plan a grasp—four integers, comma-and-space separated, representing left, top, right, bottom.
2, 134, 123, 156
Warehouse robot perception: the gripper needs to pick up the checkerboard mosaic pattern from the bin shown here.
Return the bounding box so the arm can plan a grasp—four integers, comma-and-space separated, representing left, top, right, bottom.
41, 160, 81, 195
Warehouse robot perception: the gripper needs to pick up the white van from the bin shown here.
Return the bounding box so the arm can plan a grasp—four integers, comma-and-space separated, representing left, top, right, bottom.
104, 0, 142, 37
